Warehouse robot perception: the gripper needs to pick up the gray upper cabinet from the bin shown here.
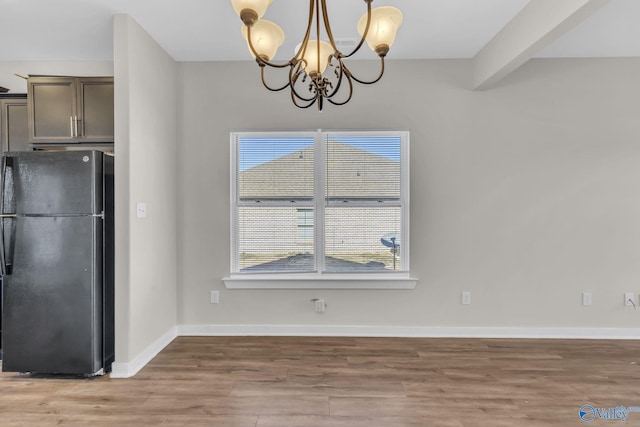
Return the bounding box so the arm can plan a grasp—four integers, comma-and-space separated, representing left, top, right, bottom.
1, 94, 29, 153
27, 76, 114, 145
80, 80, 114, 141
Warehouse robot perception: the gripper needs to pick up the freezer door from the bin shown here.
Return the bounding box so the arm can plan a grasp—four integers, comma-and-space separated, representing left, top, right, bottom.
3, 151, 102, 215
1, 216, 103, 375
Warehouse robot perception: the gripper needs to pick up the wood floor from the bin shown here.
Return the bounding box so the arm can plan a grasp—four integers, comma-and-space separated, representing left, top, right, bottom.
1, 336, 640, 426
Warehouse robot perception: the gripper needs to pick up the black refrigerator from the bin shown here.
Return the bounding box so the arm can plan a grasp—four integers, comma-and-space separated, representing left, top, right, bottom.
0, 150, 114, 376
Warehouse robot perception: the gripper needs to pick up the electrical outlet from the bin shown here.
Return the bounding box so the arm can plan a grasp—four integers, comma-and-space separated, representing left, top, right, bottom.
582, 292, 592, 306
313, 298, 326, 313
210, 290, 219, 304
136, 202, 147, 218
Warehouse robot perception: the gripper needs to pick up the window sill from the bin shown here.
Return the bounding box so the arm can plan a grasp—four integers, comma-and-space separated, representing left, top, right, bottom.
223, 273, 417, 289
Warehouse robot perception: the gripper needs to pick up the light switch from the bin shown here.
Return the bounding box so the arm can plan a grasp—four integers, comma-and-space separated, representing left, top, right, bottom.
136, 202, 147, 218
461, 291, 471, 305
210, 291, 219, 304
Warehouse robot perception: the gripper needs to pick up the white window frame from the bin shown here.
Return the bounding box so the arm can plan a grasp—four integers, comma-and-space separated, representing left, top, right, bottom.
224, 130, 416, 289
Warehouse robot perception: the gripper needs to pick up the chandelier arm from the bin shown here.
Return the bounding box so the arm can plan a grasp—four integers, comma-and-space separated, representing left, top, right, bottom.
291, 91, 318, 109
291, 0, 316, 62
290, 83, 319, 103
320, 0, 339, 54
259, 65, 291, 92
339, 0, 373, 59
314, 0, 321, 75
288, 65, 318, 103
349, 56, 386, 85
323, 58, 346, 99
326, 70, 354, 106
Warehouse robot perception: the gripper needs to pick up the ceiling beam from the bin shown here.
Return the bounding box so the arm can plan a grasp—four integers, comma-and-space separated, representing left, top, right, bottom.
472, 0, 610, 91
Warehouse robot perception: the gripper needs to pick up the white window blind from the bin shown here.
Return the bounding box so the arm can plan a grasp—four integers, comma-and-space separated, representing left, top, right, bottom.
325, 135, 401, 203
236, 135, 315, 272
231, 131, 409, 275
238, 136, 314, 202
324, 134, 403, 271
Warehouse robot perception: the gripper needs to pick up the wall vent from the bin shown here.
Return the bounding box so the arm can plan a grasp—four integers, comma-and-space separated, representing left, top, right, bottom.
334, 38, 358, 49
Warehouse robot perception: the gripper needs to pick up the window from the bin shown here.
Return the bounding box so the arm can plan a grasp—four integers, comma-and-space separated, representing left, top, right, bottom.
297, 209, 314, 242
227, 130, 413, 288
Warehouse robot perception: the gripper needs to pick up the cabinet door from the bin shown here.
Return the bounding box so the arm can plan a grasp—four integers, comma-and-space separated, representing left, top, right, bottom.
5, 99, 29, 151
78, 78, 114, 142
1, 97, 29, 152
28, 77, 77, 143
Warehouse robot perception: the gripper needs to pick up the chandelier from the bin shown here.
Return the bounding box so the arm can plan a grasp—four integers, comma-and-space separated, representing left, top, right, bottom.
230, 0, 403, 111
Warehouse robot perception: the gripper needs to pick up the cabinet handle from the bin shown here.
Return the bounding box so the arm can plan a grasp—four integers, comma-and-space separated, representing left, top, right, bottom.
74, 116, 79, 137
70, 116, 74, 137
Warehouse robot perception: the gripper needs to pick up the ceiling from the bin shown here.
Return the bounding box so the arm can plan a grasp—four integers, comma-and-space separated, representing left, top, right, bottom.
0, 0, 638, 62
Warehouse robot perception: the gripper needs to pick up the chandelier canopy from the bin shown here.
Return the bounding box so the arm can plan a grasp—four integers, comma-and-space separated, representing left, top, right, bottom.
231, 0, 403, 111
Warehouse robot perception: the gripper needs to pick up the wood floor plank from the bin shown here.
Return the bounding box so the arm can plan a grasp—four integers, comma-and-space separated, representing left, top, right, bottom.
257, 415, 465, 427
140, 395, 329, 416
231, 378, 407, 398
1, 414, 259, 427
329, 396, 490, 418
2, 336, 640, 426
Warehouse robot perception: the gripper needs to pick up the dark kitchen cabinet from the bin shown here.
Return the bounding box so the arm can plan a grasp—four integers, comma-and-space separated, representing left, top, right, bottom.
27, 76, 114, 145
1, 94, 29, 153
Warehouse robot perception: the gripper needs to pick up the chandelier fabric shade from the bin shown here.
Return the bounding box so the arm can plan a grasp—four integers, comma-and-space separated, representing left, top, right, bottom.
231, 0, 403, 111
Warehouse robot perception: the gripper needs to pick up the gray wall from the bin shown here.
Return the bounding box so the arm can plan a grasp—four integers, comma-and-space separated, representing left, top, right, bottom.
1, 53, 638, 370
113, 15, 178, 372
177, 58, 640, 330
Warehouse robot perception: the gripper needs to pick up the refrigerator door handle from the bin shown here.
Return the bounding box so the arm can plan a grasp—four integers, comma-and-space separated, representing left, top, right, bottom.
0, 154, 7, 275
0, 156, 15, 276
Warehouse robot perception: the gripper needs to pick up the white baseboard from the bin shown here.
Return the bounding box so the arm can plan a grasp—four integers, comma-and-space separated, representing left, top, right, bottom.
110, 326, 178, 378
178, 324, 640, 340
